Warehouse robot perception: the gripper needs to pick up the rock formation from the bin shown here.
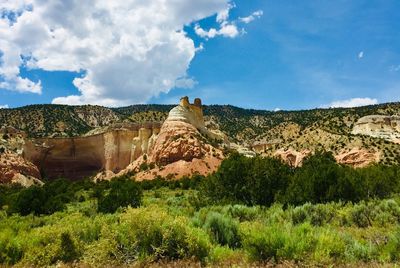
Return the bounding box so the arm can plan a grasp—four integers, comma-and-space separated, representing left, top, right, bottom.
335, 148, 380, 168
0, 127, 42, 186
273, 147, 379, 168
274, 148, 311, 167
352, 115, 400, 143
23, 123, 160, 180
99, 97, 225, 180
0, 153, 42, 186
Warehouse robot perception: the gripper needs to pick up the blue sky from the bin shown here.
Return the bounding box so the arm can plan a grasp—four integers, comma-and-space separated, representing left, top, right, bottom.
1, 0, 399, 110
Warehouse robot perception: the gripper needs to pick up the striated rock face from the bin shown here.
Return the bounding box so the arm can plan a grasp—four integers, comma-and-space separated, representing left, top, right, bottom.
0, 153, 42, 186
335, 148, 380, 168
274, 148, 311, 167
23, 124, 160, 180
352, 115, 400, 143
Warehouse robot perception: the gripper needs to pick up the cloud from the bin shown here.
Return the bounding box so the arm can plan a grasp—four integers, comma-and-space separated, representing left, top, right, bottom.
0, 0, 241, 106
193, 4, 263, 40
358, 51, 364, 59
322, 97, 378, 108
0, 104, 9, 109
195, 23, 239, 39
239, 10, 263, 24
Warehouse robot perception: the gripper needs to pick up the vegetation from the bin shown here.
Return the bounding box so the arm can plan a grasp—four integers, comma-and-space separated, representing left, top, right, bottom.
1, 153, 400, 266
203, 152, 400, 206
1, 102, 399, 164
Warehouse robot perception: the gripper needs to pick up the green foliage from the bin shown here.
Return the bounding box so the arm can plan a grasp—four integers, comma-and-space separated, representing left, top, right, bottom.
203, 153, 290, 206
203, 152, 400, 206
115, 207, 211, 262
203, 212, 241, 248
7, 178, 95, 215
58, 232, 79, 263
240, 222, 315, 262
10, 185, 47, 215
98, 177, 143, 213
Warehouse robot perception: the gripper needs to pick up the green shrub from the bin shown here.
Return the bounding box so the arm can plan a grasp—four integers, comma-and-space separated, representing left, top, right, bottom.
204, 212, 241, 248
0, 229, 23, 265
10, 185, 47, 215
115, 207, 211, 262
240, 222, 286, 262
291, 203, 335, 226
350, 202, 374, 228
58, 232, 79, 263
240, 222, 315, 262
382, 229, 400, 262
226, 204, 259, 222
313, 229, 346, 263
98, 177, 142, 213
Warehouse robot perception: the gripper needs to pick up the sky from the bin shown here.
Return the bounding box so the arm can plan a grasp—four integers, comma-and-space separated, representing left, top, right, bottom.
0, 0, 399, 110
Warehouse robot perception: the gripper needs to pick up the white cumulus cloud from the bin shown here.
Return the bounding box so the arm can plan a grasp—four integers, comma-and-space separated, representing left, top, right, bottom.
322, 97, 378, 108
0, 0, 241, 106
0, 104, 9, 109
195, 23, 239, 39
239, 10, 263, 24
194, 4, 261, 40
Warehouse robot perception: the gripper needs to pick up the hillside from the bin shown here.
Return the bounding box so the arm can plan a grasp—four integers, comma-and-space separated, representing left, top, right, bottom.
1, 102, 399, 165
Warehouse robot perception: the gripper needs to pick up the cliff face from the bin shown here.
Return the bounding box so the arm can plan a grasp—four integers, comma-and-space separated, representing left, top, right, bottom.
23, 124, 160, 180
352, 115, 400, 144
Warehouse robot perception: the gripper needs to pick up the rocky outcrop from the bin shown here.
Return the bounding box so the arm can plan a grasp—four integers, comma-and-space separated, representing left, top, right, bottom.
273, 147, 379, 168
0, 127, 42, 186
274, 148, 311, 167
0, 153, 42, 186
352, 115, 400, 143
335, 148, 380, 168
99, 97, 225, 181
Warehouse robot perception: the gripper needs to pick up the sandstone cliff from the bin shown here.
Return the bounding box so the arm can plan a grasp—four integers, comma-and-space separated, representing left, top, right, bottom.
352, 115, 400, 144
23, 123, 160, 180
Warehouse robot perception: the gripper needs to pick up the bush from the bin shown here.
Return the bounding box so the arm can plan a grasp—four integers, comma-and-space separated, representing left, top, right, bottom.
291, 203, 335, 226
240, 222, 315, 262
204, 212, 241, 248
98, 177, 142, 213
313, 229, 346, 263
350, 202, 374, 228
115, 207, 211, 262
10, 185, 47, 215
202, 153, 290, 206
203, 152, 400, 206
0, 229, 23, 265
